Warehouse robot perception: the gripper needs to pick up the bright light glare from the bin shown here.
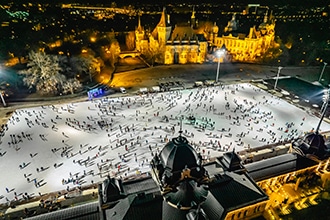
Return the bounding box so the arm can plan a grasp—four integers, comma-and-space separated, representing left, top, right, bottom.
216, 49, 224, 57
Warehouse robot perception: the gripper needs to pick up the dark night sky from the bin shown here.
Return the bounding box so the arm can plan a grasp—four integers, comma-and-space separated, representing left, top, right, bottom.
2, 0, 330, 7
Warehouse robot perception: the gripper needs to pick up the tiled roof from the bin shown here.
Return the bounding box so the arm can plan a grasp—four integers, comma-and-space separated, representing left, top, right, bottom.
27, 201, 100, 220
208, 172, 268, 211
123, 193, 163, 220
171, 26, 195, 41
245, 154, 297, 181
123, 176, 158, 195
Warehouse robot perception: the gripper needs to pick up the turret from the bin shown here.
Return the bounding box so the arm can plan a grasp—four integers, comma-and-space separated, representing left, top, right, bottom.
135, 15, 145, 51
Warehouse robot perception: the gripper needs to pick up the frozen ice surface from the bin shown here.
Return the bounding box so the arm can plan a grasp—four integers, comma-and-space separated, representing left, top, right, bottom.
0, 83, 329, 204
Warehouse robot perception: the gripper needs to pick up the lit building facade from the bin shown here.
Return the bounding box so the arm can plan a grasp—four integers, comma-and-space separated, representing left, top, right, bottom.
212, 12, 276, 62
135, 8, 276, 64
96, 128, 330, 220
135, 8, 208, 65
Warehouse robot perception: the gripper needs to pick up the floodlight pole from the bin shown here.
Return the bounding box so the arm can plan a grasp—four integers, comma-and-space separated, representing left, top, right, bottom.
318, 62, 328, 82
215, 49, 224, 83
0, 91, 6, 107
274, 66, 283, 90
216, 56, 221, 83
316, 87, 330, 134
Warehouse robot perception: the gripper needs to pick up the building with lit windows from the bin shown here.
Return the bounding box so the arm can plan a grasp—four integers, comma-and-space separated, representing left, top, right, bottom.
99, 133, 269, 220
211, 11, 276, 62
26, 130, 330, 220
135, 8, 276, 65
135, 8, 209, 65
99, 129, 330, 220
97, 130, 330, 220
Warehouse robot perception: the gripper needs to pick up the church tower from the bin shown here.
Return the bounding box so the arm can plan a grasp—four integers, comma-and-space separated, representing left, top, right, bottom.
156, 7, 172, 46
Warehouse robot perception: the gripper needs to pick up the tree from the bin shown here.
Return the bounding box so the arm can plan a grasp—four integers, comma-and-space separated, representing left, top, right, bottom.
19, 51, 64, 95
97, 33, 121, 68
108, 39, 121, 68
62, 78, 82, 95
144, 39, 164, 66
60, 54, 102, 82
125, 31, 136, 51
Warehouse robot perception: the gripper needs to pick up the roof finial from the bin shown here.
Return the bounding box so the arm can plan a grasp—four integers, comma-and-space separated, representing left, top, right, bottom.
179, 115, 183, 136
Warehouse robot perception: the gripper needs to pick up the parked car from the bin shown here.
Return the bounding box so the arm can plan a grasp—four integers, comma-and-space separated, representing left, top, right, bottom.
120, 87, 126, 94
194, 81, 204, 87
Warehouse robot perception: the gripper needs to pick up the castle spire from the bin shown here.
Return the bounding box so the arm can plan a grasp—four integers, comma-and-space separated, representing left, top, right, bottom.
263, 10, 268, 23
137, 14, 143, 32
159, 7, 166, 27
191, 5, 196, 19
191, 5, 196, 28
158, 7, 170, 27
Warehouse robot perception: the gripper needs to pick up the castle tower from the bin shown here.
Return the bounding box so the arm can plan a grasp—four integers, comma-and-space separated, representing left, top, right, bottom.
224, 13, 237, 32
263, 10, 268, 23
191, 6, 196, 28
135, 15, 145, 51
211, 22, 219, 44
156, 7, 172, 46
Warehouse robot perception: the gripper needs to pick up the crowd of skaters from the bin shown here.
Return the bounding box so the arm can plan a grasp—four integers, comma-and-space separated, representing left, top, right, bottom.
0, 83, 329, 207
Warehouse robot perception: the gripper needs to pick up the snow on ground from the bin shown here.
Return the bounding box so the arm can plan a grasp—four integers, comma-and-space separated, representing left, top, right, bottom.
0, 83, 329, 204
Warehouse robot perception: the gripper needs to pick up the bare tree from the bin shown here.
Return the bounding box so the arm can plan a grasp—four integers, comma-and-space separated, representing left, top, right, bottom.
62, 78, 82, 95
125, 31, 136, 51
108, 40, 121, 67
69, 55, 101, 82
19, 51, 64, 95
144, 42, 164, 66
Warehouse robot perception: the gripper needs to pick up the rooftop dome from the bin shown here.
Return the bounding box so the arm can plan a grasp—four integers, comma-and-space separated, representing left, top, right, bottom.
151, 134, 208, 189
159, 135, 201, 172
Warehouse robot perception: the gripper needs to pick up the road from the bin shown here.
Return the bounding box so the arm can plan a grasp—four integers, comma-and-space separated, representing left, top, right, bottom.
110, 62, 324, 92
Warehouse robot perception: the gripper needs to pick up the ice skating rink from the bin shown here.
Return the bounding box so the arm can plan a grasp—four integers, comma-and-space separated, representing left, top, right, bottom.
1, 83, 329, 204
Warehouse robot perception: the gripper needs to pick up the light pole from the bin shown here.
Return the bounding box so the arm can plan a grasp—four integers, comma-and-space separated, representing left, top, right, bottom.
0, 91, 6, 107
215, 49, 224, 83
0, 78, 7, 107
318, 62, 327, 82
274, 66, 283, 90
316, 87, 330, 134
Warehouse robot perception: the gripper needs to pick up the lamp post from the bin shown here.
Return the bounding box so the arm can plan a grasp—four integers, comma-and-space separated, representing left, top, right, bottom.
215, 49, 224, 83
0, 79, 7, 107
318, 62, 328, 82
0, 91, 6, 107
316, 87, 330, 134
274, 66, 283, 90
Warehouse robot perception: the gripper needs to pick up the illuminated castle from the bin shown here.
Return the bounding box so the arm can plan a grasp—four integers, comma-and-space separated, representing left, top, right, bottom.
135, 7, 209, 65
135, 8, 276, 64
212, 12, 276, 62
